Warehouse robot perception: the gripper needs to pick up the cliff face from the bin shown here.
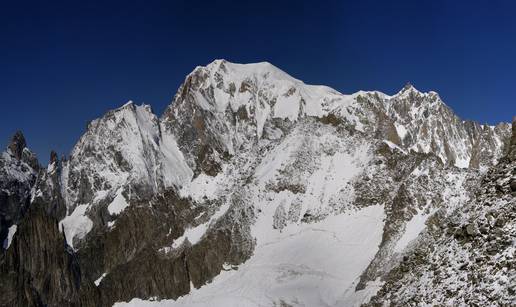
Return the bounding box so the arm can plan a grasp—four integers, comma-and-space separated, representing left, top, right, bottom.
0, 204, 98, 307
366, 116, 516, 306
0, 132, 39, 250
0, 61, 513, 307
509, 116, 516, 161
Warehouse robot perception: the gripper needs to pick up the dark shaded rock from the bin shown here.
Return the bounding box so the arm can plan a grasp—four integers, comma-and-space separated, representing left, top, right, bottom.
317, 113, 343, 127
7, 132, 39, 171
0, 135, 39, 250
510, 116, 516, 161
50, 150, 59, 165
77, 191, 254, 306
76, 189, 199, 282
510, 179, 516, 192
98, 248, 190, 306
0, 205, 99, 307
31, 154, 67, 221
8, 131, 26, 161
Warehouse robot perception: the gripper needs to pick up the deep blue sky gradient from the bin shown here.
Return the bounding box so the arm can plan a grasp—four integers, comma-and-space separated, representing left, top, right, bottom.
1, 0, 515, 163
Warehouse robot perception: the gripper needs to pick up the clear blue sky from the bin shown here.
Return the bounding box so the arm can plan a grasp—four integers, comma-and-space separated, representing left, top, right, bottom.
1, 0, 515, 163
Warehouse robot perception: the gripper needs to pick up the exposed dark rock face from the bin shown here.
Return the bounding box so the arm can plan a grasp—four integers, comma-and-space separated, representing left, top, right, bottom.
509, 116, 516, 161
68, 189, 254, 306
0, 135, 97, 307
0, 132, 39, 250
8, 131, 39, 170
31, 152, 66, 221
49, 150, 58, 165
0, 205, 99, 307
76, 190, 200, 287
97, 210, 252, 306
162, 66, 239, 177
8, 131, 27, 161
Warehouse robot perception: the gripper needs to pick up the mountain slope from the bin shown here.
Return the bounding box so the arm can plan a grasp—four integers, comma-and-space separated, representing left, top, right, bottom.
0, 60, 513, 307
0, 132, 39, 250
366, 118, 516, 306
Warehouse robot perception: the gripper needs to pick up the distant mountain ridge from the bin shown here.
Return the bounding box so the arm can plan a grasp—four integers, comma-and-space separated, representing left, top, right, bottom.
0, 60, 513, 307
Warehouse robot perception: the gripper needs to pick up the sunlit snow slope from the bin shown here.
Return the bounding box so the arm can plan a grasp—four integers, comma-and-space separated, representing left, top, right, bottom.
116, 207, 385, 307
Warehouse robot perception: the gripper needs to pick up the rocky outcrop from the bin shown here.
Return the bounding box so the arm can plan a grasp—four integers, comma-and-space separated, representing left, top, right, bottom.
8, 131, 26, 161
350, 87, 511, 169
31, 151, 66, 221
0, 132, 39, 250
366, 118, 516, 306
7, 131, 39, 170
0, 204, 99, 307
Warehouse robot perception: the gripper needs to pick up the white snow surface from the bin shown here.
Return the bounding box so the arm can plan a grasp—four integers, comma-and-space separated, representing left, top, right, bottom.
2, 224, 17, 249
59, 204, 93, 250
394, 209, 435, 252
383, 140, 407, 154
115, 205, 385, 307
179, 169, 226, 202
394, 122, 408, 140
94, 273, 107, 286
107, 189, 129, 215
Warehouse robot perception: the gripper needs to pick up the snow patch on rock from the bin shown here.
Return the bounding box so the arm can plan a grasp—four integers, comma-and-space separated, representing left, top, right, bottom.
94, 273, 107, 286
2, 224, 17, 249
108, 189, 129, 215
59, 204, 93, 250
394, 209, 435, 252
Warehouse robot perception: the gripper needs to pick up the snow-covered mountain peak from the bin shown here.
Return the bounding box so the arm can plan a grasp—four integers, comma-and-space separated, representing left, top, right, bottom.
54, 99, 192, 248
175, 58, 345, 117
392, 82, 441, 102
160, 60, 354, 176
1, 132, 38, 180
121, 99, 134, 107
203, 59, 299, 84
61, 99, 191, 246
160, 60, 511, 175
396, 82, 419, 94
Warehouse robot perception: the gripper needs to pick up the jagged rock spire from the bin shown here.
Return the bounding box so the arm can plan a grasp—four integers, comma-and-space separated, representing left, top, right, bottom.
8, 131, 27, 160
403, 82, 414, 91
50, 150, 59, 165
396, 82, 421, 96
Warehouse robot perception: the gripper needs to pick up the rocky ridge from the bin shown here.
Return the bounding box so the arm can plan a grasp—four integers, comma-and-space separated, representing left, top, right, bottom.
0, 60, 513, 307
366, 117, 516, 306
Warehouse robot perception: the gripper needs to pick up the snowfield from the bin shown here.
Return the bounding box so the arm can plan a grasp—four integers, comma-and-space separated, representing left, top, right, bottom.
115, 205, 385, 307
